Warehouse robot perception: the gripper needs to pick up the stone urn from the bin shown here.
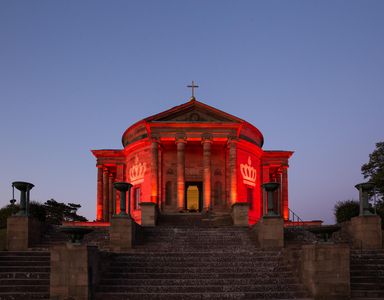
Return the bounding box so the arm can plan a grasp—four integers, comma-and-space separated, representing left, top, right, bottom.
60, 226, 93, 244
13, 181, 34, 216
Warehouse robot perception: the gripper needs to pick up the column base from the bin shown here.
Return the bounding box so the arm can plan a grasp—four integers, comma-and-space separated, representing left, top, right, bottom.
253, 216, 284, 248
140, 202, 157, 227
231, 203, 249, 226
110, 216, 136, 252
6, 216, 41, 251
349, 215, 382, 249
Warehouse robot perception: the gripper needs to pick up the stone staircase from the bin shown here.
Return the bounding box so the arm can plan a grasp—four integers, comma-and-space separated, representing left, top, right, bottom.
95, 213, 310, 299
0, 251, 50, 300
351, 249, 384, 300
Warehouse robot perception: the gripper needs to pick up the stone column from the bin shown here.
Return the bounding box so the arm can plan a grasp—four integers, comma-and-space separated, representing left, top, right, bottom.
261, 165, 270, 216
115, 164, 125, 215
96, 166, 103, 221
228, 138, 237, 205
151, 138, 159, 205
108, 172, 114, 221
202, 134, 212, 211
102, 168, 109, 221
282, 166, 289, 220
176, 135, 187, 210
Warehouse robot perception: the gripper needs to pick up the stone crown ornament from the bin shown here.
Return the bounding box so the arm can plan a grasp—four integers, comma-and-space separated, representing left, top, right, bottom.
129, 156, 146, 185
240, 156, 257, 186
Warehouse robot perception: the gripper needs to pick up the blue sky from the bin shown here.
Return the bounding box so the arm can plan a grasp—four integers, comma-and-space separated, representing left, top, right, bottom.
0, 1, 383, 224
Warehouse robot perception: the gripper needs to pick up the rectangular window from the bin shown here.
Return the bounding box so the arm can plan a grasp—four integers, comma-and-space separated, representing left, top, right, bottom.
247, 188, 253, 210
134, 187, 141, 210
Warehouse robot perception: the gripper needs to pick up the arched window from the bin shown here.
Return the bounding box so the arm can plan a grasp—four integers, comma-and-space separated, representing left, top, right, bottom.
165, 181, 172, 205
214, 181, 222, 206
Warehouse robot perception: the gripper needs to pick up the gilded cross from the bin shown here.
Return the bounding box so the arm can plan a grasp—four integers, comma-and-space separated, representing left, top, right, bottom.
187, 81, 199, 98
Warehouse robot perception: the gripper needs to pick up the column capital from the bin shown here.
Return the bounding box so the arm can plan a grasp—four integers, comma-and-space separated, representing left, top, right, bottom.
227, 135, 238, 145
151, 134, 160, 143
175, 133, 187, 144
201, 133, 213, 144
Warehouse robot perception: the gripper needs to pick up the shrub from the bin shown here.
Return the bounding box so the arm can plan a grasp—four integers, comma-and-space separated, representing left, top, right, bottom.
334, 199, 360, 223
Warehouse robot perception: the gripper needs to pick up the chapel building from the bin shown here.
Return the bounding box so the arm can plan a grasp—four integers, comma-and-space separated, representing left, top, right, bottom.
92, 97, 293, 225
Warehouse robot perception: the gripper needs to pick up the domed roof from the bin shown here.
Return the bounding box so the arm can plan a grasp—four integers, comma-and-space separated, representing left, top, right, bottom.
122, 98, 264, 148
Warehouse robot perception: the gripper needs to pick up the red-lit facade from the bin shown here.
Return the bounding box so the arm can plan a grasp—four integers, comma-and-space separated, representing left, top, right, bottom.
92, 98, 293, 225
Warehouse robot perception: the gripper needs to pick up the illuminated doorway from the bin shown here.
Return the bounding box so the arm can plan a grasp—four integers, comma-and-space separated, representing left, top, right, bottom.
185, 182, 203, 212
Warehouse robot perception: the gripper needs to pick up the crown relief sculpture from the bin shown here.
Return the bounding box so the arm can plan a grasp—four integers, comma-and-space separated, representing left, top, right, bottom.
129, 155, 146, 185
240, 156, 257, 187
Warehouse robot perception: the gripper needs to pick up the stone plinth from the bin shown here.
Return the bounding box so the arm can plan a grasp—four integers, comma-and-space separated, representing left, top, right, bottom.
140, 202, 157, 227
301, 244, 350, 300
231, 203, 248, 226
350, 215, 382, 249
253, 216, 284, 248
110, 216, 135, 252
6, 216, 41, 251
50, 244, 99, 300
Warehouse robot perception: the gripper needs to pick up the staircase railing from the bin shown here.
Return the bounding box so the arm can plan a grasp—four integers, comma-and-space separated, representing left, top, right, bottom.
288, 208, 305, 227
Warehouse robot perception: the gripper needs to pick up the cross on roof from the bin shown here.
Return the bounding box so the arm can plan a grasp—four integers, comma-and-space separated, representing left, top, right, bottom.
187, 81, 199, 99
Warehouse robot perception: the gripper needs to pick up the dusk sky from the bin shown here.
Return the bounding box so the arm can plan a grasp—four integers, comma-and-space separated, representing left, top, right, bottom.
1, 1, 383, 224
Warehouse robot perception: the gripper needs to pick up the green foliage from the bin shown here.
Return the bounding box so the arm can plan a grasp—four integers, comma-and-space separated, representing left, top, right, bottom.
334, 199, 360, 223
362, 141, 384, 201
44, 199, 87, 225
0, 199, 87, 228
0, 204, 19, 229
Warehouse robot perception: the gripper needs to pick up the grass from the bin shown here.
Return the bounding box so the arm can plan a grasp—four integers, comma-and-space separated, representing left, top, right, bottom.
0, 228, 6, 250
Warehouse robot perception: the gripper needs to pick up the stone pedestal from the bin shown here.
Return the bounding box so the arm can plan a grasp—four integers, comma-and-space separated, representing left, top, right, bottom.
50, 244, 99, 300
231, 203, 248, 226
110, 216, 135, 252
253, 216, 284, 248
350, 215, 382, 249
6, 216, 41, 251
140, 202, 157, 227
301, 244, 350, 300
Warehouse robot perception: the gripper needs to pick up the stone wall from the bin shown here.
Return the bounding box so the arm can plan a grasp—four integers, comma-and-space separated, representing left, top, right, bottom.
301, 244, 350, 300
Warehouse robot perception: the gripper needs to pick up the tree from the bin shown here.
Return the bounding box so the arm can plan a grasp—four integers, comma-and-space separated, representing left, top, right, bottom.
334, 199, 360, 223
361, 142, 384, 228
361, 142, 384, 201
0, 199, 87, 228
44, 199, 87, 225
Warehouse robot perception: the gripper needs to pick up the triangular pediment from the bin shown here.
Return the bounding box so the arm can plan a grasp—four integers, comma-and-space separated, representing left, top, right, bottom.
146, 99, 243, 123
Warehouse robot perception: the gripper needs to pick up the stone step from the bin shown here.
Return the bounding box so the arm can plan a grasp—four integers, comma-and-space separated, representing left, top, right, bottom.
351, 283, 384, 290
0, 266, 50, 273
0, 252, 49, 257
0, 293, 49, 299
0, 256, 49, 262
0, 285, 48, 293
0, 272, 49, 280
351, 264, 384, 270
351, 276, 384, 283
97, 284, 307, 293
0, 261, 50, 267
112, 256, 280, 263
108, 261, 281, 268
106, 266, 291, 273
99, 277, 299, 286
94, 291, 309, 300
351, 290, 384, 298
0, 279, 49, 285
102, 271, 298, 280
